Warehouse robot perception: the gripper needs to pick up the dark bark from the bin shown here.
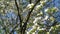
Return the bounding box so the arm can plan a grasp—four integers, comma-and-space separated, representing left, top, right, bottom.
22, 0, 41, 34
51, 20, 57, 26
9, 0, 41, 34
9, 0, 23, 34
29, 0, 32, 4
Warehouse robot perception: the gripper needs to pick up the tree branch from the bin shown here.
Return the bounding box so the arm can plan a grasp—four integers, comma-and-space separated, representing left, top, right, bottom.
9, 0, 23, 34
15, 0, 22, 23
51, 20, 57, 26
29, 0, 32, 4
22, 0, 41, 34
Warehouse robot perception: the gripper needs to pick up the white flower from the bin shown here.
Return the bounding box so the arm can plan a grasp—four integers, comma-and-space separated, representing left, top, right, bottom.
35, 5, 43, 10
45, 0, 48, 2
45, 8, 49, 12
33, 17, 41, 23
36, 5, 41, 8
27, 3, 34, 8
40, 1, 46, 4
39, 28, 46, 30
1, 10, 3, 13
32, 32, 35, 34
2, 5, 5, 7
7, 2, 9, 4
27, 32, 29, 34
44, 15, 49, 20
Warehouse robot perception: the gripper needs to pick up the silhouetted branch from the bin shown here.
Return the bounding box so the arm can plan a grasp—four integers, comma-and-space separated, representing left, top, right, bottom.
51, 20, 57, 26
29, 0, 32, 4
15, 0, 22, 23
51, 15, 58, 26
9, 0, 23, 34
22, 0, 41, 34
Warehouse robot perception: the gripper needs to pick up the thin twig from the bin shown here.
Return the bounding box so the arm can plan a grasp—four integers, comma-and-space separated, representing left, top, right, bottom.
15, 0, 22, 23
51, 20, 57, 26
